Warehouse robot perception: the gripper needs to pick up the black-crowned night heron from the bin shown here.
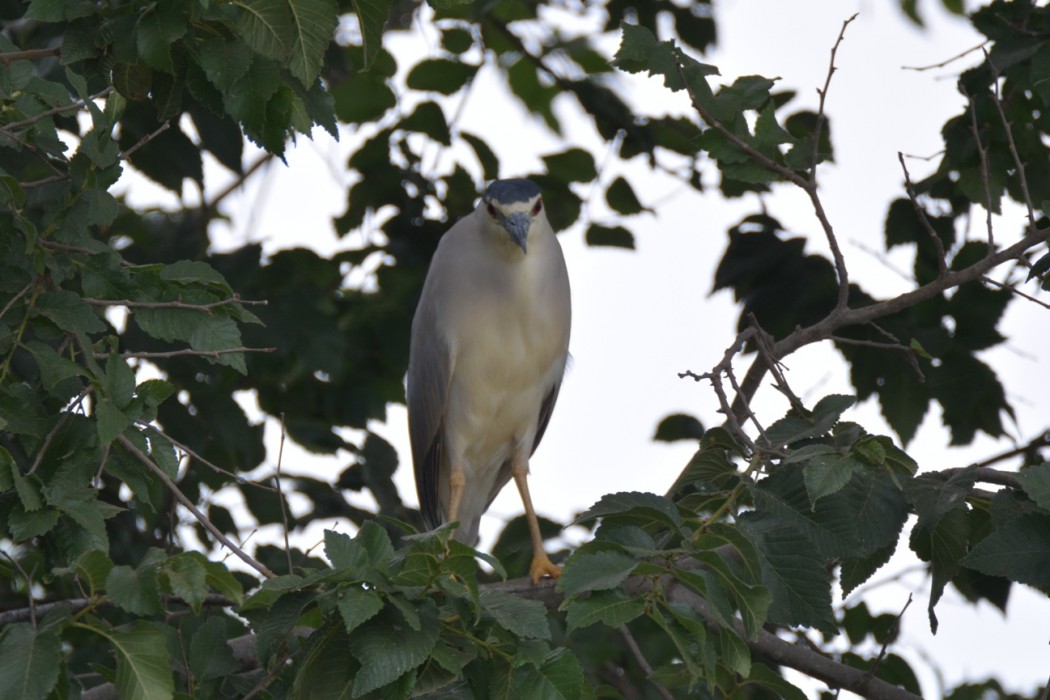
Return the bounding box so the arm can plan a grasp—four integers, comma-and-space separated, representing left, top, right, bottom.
407, 178, 571, 582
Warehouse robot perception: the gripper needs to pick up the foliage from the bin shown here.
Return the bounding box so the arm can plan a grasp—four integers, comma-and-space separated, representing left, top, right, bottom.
2, 0, 1050, 698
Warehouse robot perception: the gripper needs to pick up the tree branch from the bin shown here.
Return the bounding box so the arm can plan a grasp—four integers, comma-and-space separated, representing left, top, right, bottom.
84, 297, 267, 311
115, 434, 275, 579
0, 46, 61, 65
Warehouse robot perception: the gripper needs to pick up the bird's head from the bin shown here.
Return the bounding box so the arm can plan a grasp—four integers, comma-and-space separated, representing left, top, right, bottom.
480, 178, 545, 254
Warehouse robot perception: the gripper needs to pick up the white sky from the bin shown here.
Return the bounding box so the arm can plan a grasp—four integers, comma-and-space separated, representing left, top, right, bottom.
120, 1, 1050, 696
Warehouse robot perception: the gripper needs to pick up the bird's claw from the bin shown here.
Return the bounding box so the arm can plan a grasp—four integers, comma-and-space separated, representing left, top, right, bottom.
529, 554, 561, 584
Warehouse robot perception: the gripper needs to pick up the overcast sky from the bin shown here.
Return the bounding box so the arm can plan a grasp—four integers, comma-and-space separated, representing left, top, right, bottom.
121, 1, 1050, 696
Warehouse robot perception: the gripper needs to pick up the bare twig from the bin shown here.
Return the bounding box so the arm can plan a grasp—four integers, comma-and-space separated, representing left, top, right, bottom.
898, 152, 948, 274
95, 346, 275, 361
136, 422, 277, 492
0, 87, 113, 137
981, 275, 1050, 310
987, 51, 1037, 229
868, 594, 913, 678
674, 54, 851, 310
120, 121, 170, 160
116, 434, 275, 579
619, 625, 674, 700
0, 551, 37, 627
967, 96, 996, 246
0, 46, 61, 65
0, 279, 35, 322
84, 297, 267, 311
275, 413, 293, 574
902, 41, 989, 71
206, 152, 276, 210
810, 14, 859, 180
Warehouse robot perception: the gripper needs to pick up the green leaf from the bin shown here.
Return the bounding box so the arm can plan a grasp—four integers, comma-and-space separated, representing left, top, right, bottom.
234, 0, 292, 61
0, 623, 62, 700
479, 589, 551, 640
25, 341, 85, 396
585, 224, 634, 249
351, 0, 395, 69
558, 549, 638, 597
577, 491, 682, 529
400, 100, 451, 145
752, 465, 859, 559
605, 176, 646, 215
743, 663, 809, 700
163, 552, 209, 613
1015, 462, 1050, 511
103, 353, 136, 408
543, 148, 598, 183
909, 507, 969, 632
287, 0, 339, 85
188, 315, 246, 373
509, 648, 585, 699
325, 529, 368, 570
406, 58, 478, 94
199, 37, 253, 90
564, 589, 645, 632
75, 550, 114, 596
33, 290, 105, 334
95, 621, 175, 700
740, 516, 836, 635
337, 587, 384, 635
95, 398, 130, 445
461, 132, 499, 182
189, 617, 239, 683
962, 513, 1050, 588
136, 2, 186, 73
8, 505, 61, 541
349, 603, 438, 697
652, 413, 704, 443
763, 394, 855, 447
802, 451, 862, 506
106, 564, 163, 616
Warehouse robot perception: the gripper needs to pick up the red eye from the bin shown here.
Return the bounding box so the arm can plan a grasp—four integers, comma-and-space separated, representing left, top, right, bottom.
486, 203, 498, 218
531, 198, 543, 216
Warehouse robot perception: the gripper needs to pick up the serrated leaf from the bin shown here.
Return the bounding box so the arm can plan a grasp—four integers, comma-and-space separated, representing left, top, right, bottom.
188, 315, 246, 373
337, 587, 384, 635
234, 0, 292, 60
802, 452, 862, 506
564, 589, 645, 632
98, 621, 175, 700
962, 513, 1050, 588
510, 648, 585, 699
76, 550, 113, 596
1015, 462, 1050, 511
103, 353, 136, 408
349, 604, 438, 697
189, 617, 239, 683
106, 564, 163, 616
558, 549, 638, 597
576, 491, 682, 529
351, 0, 395, 69
286, 0, 338, 85
8, 505, 62, 541
95, 398, 130, 445
33, 290, 106, 334
0, 623, 62, 700
479, 589, 551, 640
163, 553, 208, 612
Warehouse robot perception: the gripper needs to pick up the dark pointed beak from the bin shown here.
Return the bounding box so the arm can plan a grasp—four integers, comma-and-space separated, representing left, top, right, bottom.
502, 212, 531, 254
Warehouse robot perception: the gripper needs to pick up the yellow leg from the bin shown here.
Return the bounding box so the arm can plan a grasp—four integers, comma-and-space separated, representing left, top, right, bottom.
448, 463, 466, 524
512, 450, 560, 583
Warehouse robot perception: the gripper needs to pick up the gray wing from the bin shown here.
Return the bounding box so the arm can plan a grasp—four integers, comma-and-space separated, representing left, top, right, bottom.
407, 293, 452, 530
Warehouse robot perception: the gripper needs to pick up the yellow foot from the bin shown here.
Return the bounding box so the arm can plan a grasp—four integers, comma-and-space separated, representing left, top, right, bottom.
529, 554, 561, 584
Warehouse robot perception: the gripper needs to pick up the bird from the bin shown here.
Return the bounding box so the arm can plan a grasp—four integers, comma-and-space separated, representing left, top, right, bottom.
407, 178, 571, 583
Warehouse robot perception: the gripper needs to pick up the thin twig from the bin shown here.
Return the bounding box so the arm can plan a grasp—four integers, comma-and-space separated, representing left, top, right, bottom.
619, 625, 675, 700
0, 280, 35, 322
673, 54, 851, 310
0, 46, 61, 65
116, 434, 275, 579
902, 41, 989, 71
981, 275, 1050, 310
95, 346, 275, 361
898, 152, 948, 274
84, 297, 267, 311
967, 96, 995, 247
0, 87, 113, 136
0, 551, 37, 627
206, 152, 275, 210
868, 594, 913, 678
987, 51, 1037, 229
29, 385, 92, 475
136, 422, 277, 492
810, 14, 858, 181
275, 413, 293, 574
120, 121, 170, 160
